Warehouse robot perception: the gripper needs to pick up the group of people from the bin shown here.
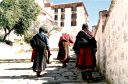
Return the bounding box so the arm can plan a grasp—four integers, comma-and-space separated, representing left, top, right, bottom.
30, 23, 97, 81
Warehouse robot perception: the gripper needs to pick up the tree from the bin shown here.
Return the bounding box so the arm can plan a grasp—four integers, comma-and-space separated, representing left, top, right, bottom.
24, 19, 61, 43
40, 19, 61, 37
0, 0, 40, 41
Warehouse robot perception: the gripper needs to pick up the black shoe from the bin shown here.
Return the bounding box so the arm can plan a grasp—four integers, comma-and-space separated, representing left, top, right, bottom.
37, 72, 42, 77
87, 72, 92, 79
81, 72, 87, 80
47, 61, 52, 64
62, 63, 67, 68
37, 75, 42, 77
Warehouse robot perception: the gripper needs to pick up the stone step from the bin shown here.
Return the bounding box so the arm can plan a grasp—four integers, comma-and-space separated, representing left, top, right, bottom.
0, 59, 31, 63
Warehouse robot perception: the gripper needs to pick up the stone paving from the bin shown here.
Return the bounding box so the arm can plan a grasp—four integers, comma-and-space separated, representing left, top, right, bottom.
0, 51, 108, 84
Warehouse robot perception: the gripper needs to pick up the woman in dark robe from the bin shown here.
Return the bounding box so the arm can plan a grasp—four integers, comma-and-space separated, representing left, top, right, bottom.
73, 24, 97, 80
57, 33, 74, 67
31, 27, 51, 77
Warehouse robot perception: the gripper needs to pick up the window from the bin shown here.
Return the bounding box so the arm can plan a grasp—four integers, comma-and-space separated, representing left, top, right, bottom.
61, 14, 65, 20
61, 8, 65, 12
71, 7, 77, 11
71, 20, 76, 26
71, 13, 77, 19
60, 22, 64, 27
54, 15, 58, 20
54, 8, 58, 13
55, 21, 58, 25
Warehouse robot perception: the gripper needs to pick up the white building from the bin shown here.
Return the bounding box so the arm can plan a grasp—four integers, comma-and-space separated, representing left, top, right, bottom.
43, 0, 88, 36
35, 0, 88, 48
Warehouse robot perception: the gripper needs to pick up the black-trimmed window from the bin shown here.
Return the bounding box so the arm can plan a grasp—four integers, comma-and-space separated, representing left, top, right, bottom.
54, 15, 58, 20
61, 14, 65, 20
71, 7, 77, 11
60, 22, 64, 27
61, 8, 65, 12
54, 8, 58, 13
71, 20, 76, 26
71, 13, 77, 19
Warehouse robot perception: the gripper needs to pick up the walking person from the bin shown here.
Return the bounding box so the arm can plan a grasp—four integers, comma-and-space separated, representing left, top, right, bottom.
42, 29, 52, 64
73, 24, 97, 80
30, 26, 51, 77
57, 32, 74, 68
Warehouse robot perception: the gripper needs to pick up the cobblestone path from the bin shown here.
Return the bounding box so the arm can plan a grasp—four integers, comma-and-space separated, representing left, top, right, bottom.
0, 52, 108, 84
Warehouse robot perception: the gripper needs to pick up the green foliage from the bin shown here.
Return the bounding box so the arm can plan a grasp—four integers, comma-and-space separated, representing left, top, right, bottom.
14, 0, 40, 35
0, 35, 4, 42
0, 0, 40, 40
0, 0, 21, 29
41, 20, 61, 36
24, 31, 35, 43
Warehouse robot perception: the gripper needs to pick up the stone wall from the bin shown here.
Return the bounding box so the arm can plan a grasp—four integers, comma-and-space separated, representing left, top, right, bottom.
95, 9, 108, 76
95, 0, 128, 84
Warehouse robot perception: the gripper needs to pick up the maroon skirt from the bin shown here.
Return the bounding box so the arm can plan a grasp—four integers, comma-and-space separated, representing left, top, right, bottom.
76, 47, 95, 71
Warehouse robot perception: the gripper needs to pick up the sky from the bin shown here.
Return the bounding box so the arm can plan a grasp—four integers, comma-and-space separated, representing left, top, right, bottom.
51, 0, 111, 28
